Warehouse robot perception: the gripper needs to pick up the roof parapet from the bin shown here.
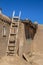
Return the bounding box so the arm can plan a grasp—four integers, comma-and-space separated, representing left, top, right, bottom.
34, 21, 38, 25
33, 21, 38, 31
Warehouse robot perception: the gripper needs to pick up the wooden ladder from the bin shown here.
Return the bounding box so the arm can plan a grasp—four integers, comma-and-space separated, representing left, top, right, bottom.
6, 19, 19, 56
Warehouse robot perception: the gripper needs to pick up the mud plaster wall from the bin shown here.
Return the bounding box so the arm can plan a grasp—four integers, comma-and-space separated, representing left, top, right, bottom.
17, 22, 25, 57
23, 24, 32, 54
31, 25, 43, 54
18, 22, 32, 57
0, 20, 10, 57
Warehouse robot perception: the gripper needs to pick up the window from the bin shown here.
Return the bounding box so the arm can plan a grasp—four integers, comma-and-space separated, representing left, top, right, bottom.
2, 26, 6, 37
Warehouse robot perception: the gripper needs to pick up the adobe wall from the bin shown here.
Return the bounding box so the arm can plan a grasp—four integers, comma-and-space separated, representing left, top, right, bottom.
31, 24, 43, 54
17, 22, 25, 57
23, 23, 33, 54
18, 22, 32, 57
0, 20, 10, 57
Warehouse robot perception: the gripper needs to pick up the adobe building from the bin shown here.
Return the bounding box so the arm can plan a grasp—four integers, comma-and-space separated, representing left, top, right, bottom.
0, 9, 43, 65
0, 10, 37, 56
0, 11, 11, 57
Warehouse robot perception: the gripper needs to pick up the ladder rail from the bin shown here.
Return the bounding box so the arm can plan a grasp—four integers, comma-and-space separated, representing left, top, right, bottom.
15, 21, 20, 53
6, 18, 20, 56
7, 17, 14, 51
6, 23, 12, 54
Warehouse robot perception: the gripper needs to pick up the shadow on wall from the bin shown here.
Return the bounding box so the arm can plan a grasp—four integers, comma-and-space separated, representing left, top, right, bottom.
24, 23, 38, 40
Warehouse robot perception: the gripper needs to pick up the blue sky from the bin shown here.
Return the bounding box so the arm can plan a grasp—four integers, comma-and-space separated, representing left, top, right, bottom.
0, 0, 43, 24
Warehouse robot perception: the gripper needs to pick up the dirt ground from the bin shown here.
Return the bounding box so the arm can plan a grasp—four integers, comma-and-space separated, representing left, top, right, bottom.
0, 54, 30, 65
0, 54, 41, 65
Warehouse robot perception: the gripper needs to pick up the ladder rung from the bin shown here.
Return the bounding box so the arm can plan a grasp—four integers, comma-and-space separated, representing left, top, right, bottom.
8, 47, 14, 51
8, 45, 15, 47
9, 43, 15, 44
12, 22, 18, 24
7, 51, 14, 55
10, 33, 16, 35
12, 22, 18, 26
8, 43, 15, 46
8, 49, 14, 51
12, 25, 18, 27
9, 40, 15, 43
9, 36, 16, 42
8, 48, 14, 51
12, 22, 15, 24
7, 54, 14, 56
7, 50, 14, 53
9, 39, 16, 42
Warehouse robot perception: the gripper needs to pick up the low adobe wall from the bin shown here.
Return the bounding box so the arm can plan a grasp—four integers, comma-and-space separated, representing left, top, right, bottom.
18, 22, 32, 57
31, 24, 43, 54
